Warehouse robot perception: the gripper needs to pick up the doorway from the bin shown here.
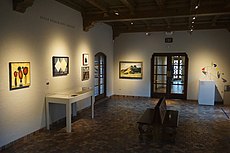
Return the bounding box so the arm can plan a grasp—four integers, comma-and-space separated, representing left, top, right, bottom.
94, 52, 106, 101
151, 53, 188, 99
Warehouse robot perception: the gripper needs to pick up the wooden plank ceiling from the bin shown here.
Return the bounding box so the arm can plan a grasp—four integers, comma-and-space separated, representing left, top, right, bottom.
13, 0, 230, 38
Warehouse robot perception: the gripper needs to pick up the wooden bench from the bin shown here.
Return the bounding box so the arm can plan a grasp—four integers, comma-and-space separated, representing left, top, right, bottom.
137, 97, 179, 141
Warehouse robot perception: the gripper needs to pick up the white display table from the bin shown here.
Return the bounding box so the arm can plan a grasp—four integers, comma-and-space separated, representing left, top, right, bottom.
198, 80, 215, 105
45, 87, 95, 132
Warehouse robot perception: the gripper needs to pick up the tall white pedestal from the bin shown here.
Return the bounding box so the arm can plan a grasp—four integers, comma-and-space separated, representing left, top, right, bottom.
198, 80, 215, 105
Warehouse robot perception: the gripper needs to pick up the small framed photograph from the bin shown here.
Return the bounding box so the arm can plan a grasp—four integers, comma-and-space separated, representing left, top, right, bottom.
119, 61, 143, 79
82, 66, 89, 81
52, 56, 69, 76
83, 54, 89, 66
9, 62, 31, 90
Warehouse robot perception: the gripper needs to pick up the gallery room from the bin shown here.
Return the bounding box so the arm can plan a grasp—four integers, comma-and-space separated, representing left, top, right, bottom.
0, 0, 230, 152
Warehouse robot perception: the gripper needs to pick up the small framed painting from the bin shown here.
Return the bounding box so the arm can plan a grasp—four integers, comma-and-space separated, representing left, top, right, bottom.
52, 56, 69, 76
119, 61, 143, 79
9, 62, 31, 90
82, 66, 89, 81
83, 54, 89, 66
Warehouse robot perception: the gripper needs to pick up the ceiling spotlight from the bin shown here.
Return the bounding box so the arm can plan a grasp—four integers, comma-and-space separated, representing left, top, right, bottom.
145, 32, 151, 36
192, 21, 195, 24
114, 12, 119, 16
190, 29, 193, 32
130, 22, 133, 25
195, 5, 199, 9
192, 16, 196, 20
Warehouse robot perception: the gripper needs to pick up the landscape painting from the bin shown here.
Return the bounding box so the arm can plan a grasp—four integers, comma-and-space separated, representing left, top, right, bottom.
119, 61, 143, 79
9, 62, 31, 90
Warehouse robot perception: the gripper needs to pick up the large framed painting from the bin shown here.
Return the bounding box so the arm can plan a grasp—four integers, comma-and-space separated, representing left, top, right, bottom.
82, 54, 89, 66
119, 61, 143, 79
81, 66, 89, 81
52, 56, 69, 76
9, 62, 31, 90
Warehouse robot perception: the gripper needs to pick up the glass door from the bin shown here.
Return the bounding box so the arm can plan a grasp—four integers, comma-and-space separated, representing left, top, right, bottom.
151, 53, 188, 99
94, 52, 106, 101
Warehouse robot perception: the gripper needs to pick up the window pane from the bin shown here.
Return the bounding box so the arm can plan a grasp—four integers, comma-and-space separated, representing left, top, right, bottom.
154, 66, 167, 74
153, 84, 166, 93
154, 56, 167, 65
94, 86, 99, 96
171, 85, 184, 94
100, 85, 104, 94
154, 75, 167, 83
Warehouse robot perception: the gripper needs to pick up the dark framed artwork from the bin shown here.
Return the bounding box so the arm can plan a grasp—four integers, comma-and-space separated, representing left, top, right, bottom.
52, 56, 69, 76
82, 66, 89, 81
83, 54, 89, 66
119, 61, 143, 79
9, 62, 31, 90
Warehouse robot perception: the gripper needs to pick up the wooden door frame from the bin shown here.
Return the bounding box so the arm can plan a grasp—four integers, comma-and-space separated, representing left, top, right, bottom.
151, 52, 188, 99
95, 52, 106, 101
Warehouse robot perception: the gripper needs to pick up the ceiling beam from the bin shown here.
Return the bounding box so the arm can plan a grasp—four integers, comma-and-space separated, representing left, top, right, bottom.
113, 23, 230, 34
84, 7, 230, 23
211, 15, 219, 26
56, 0, 84, 13
154, 0, 165, 9
13, 0, 34, 13
85, 0, 108, 13
119, 0, 135, 15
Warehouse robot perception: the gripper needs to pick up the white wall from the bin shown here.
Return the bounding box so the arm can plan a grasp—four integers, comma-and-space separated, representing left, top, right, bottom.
0, 0, 113, 147
114, 30, 230, 100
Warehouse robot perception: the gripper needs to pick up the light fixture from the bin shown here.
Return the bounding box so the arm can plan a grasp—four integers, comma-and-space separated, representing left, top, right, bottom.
130, 22, 133, 25
192, 21, 195, 24
114, 11, 119, 16
193, 16, 196, 20
190, 29, 193, 32
195, 5, 199, 9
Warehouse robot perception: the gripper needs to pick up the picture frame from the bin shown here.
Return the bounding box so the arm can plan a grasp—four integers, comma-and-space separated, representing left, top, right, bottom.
83, 54, 89, 66
119, 61, 143, 79
52, 56, 69, 76
9, 62, 31, 90
81, 66, 89, 81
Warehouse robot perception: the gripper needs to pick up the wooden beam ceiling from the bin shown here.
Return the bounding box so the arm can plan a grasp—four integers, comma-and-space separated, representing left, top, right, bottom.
119, 0, 135, 15
13, 0, 35, 13
84, 7, 230, 23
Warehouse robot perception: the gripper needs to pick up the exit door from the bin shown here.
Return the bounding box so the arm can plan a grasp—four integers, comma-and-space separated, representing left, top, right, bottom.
151, 53, 188, 99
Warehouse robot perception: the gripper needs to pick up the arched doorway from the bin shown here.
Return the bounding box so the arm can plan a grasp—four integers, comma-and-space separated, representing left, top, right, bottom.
94, 52, 106, 101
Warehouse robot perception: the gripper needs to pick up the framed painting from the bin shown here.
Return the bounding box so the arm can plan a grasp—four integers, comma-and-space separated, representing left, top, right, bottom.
9, 62, 31, 90
83, 54, 89, 66
119, 61, 143, 79
81, 66, 89, 81
52, 56, 69, 76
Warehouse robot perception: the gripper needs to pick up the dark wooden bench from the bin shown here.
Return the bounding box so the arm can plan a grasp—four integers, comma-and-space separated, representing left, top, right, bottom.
137, 97, 179, 141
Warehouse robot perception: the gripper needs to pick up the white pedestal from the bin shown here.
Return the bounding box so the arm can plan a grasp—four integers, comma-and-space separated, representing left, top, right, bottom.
198, 80, 215, 105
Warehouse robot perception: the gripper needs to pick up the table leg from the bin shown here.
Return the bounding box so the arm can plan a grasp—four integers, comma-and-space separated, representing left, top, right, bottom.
66, 102, 72, 132
46, 101, 50, 130
91, 96, 95, 119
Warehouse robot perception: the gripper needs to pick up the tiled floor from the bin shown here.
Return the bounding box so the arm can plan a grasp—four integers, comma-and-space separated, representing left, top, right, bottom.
2, 96, 230, 153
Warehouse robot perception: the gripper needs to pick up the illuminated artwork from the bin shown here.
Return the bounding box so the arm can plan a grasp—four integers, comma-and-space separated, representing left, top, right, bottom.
52, 56, 69, 76
119, 61, 143, 79
82, 66, 89, 81
83, 54, 89, 66
201, 62, 227, 83
9, 62, 30, 90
